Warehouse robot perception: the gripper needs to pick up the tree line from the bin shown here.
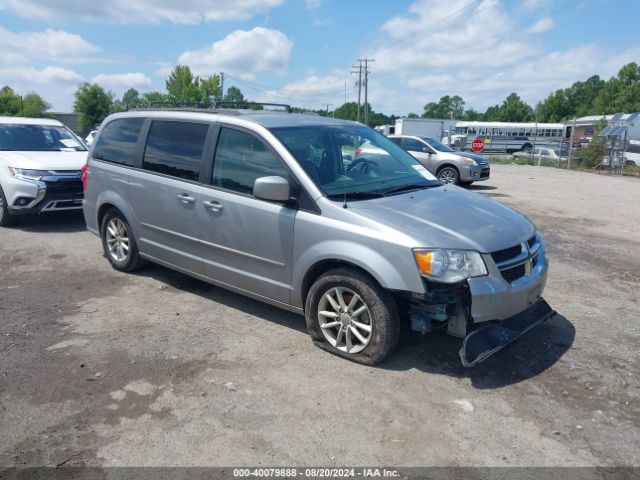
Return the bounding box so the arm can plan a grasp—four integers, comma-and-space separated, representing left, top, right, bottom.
1, 62, 639, 134
419, 62, 640, 123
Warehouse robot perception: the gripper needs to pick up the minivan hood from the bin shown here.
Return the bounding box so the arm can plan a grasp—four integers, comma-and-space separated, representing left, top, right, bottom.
0, 151, 88, 171
348, 186, 534, 253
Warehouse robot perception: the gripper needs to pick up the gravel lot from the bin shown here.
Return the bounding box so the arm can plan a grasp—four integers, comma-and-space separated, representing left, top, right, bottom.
1, 164, 639, 468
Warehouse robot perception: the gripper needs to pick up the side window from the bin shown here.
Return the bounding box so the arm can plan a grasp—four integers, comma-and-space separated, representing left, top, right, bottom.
142, 121, 209, 182
389, 137, 402, 146
212, 128, 288, 195
402, 138, 425, 151
93, 118, 145, 166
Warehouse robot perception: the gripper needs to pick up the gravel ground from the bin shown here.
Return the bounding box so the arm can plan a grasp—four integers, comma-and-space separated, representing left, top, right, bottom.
0, 164, 638, 468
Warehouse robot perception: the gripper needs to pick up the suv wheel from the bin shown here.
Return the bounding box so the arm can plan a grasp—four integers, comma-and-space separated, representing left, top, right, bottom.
0, 185, 18, 227
305, 267, 399, 365
437, 166, 460, 185
100, 209, 145, 272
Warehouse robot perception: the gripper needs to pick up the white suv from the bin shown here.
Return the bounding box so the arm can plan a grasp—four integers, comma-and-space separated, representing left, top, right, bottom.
0, 117, 88, 226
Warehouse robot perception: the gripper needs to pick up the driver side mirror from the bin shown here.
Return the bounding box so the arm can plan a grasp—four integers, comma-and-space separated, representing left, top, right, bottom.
253, 176, 290, 202
422, 147, 432, 154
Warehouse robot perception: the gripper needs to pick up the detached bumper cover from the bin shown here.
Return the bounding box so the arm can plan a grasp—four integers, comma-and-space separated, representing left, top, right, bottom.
459, 298, 556, 367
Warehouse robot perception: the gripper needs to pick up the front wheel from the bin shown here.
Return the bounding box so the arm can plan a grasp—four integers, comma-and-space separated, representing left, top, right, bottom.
305, 267, 399, 365
437, 166, 460, 185
0, 185, 18, 227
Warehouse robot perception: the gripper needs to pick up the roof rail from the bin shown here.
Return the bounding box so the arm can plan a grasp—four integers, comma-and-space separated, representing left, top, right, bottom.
140, 100, 292, 113
212, 101, 292, 113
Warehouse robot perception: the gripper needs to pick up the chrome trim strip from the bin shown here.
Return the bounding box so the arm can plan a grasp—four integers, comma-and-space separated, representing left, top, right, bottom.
140, 222, 286, 268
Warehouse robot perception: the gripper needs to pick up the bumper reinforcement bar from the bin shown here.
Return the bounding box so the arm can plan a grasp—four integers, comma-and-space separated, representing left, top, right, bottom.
459, 298, 556, 367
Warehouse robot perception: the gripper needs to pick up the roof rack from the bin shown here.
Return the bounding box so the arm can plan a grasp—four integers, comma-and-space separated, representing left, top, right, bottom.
213, 101, 292, 113
142, 100, 292, 113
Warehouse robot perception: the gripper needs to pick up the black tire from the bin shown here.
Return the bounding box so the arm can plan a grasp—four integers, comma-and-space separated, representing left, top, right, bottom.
437, 166, 460, 185
100, 209, 145, 272
0, 185, 18, 227
459, 181, 473, 187
305, 267, 399, 365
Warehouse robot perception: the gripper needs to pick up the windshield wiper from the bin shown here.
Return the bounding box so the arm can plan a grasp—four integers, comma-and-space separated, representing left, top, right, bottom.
328, 191, 386, 199
383, 183, 433, 195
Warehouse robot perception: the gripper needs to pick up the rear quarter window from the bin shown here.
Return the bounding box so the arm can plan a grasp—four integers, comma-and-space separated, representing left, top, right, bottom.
93, 118, 145, 166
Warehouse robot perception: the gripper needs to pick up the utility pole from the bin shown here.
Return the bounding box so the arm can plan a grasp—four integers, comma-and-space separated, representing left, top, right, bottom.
220, 72, 225, 101
351, 63, 363, 122
324, 103, 333, 116
357, 58, 374, 125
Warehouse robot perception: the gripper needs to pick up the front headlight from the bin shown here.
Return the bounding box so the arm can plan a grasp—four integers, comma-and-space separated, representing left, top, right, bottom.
461, 157, 477, 166
413, 249, 487, 283
7, 167, 51, 181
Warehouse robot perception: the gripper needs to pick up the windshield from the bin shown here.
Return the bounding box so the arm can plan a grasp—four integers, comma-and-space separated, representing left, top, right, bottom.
420, 136, 455, 153
270, 124, 439, 199
0, 124, 87, 152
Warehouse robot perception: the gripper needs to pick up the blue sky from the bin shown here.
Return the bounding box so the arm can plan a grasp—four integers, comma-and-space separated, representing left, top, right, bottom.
0, 0, 638, 114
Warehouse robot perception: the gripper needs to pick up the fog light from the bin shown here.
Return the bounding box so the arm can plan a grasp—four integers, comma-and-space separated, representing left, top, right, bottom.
14, 197, 33, 206
472, 171, 479, 177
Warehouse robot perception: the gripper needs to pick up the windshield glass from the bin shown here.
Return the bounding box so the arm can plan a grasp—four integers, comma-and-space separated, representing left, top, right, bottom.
0, 124, 87, 152
271, 124, 439, 199
420, 136, 455, 152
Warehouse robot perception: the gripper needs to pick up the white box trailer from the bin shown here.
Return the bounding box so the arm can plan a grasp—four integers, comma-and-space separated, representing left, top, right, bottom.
394, 118, 458, 141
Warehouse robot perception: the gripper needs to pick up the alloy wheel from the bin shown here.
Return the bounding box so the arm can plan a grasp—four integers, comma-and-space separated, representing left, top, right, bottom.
438, 169, 457, 184
317, 286, 372, 354
105, 218, 130, 262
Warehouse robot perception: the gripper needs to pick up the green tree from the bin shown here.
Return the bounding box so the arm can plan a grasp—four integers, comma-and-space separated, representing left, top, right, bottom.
407, 112, 419, 118
223, 86, 245, 103
497, 93, 533, 122
73, 83, 113, 134
333, 102, 359, 121
0, 86, 21, 115
120, 88, 144, 111
142, 91, 170, 106
200, 75, 221, 102
422, 95, 465, 119
22, 92, 50, 117
165, 65, 201, 103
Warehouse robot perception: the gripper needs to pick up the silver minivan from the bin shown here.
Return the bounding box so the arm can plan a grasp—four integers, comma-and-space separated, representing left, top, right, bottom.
83, 108, 553, 367
388, 135, 490, 185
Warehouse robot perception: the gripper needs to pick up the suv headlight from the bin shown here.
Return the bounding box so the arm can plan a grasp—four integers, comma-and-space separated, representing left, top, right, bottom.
7, 167, 50, 181
413, 249, 487, 283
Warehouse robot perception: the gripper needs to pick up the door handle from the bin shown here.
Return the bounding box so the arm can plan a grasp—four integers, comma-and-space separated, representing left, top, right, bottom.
177, 193, 196, 204
203, 200, 223, 212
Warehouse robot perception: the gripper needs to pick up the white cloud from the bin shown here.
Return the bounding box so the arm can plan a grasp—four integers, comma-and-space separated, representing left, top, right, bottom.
91, 73, 152, 88
305, 0, 324, 10
528, 17, 554, 34
178, 27, 293, 79
0, 0, 285, 24
522, 0, 547, 10
0, 26, 100, 64
0, 66, 83, 85
0, 66, 84, 112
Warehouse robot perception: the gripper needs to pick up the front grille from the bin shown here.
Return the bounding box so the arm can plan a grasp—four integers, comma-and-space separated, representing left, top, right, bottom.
491, 244, 522, 264
480, 168, 490, 177
45, 179, 83, 196
501, 264, 526, 283
491, 235, 539, 284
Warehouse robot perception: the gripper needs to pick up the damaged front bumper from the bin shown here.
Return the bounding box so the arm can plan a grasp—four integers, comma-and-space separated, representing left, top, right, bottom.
459, 298, 556, 367
407, 241, 553, 367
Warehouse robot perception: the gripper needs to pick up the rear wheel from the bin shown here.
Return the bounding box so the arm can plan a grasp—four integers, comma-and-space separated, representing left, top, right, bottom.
437, 166, 460, 185
305, 267, 399, 365
0, 185, 18, 227
100, 209, 145, 272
